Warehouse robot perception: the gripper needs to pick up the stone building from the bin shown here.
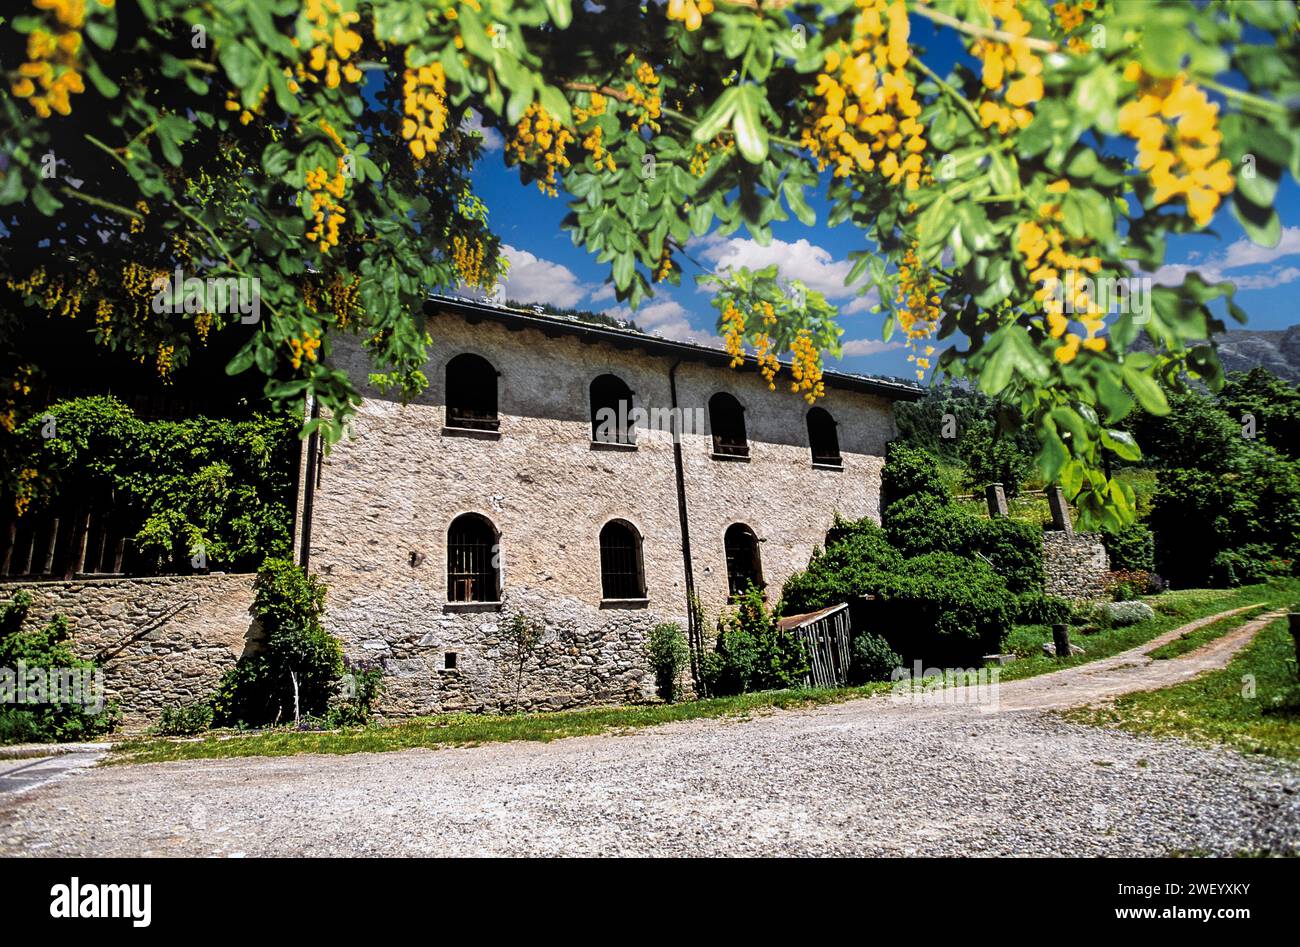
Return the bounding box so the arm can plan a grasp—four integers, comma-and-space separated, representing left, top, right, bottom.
295, 297, 921, 715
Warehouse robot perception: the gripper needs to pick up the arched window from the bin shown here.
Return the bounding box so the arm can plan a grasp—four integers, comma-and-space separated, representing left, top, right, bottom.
590, 374, 636, 445
724, 523, 763, 597
709, 392, 748, 458
445, 353, 498, 431
447, 513, 499, 602
807, 407, 842, 467
599, 520, 645, 599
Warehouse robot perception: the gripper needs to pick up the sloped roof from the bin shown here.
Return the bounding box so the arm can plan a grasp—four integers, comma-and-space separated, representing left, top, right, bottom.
425, 294, 925, 402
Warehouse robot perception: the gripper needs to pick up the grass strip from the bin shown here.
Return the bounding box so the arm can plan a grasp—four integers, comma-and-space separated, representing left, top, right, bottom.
1063, 615, 1300, 760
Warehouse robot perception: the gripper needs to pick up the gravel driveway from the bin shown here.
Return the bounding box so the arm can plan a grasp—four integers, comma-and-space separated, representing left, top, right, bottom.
1, 607, 1297, 857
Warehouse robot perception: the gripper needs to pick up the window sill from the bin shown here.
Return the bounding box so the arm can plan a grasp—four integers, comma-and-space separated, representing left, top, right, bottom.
710, 451, 751, 463
442, 426, 501, 440
812, 461, 844, 471
600, 597, 649, 609
443, 601, 503, 614
590, 439, 638, 452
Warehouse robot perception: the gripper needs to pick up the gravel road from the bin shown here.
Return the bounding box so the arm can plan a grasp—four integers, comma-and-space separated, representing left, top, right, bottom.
1, 607, 1297, 857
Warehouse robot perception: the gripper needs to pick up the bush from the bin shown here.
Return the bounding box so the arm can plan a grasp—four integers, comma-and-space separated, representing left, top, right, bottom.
155, 702, 213, 736
959, 425, 1033, 498
871, 552, 1017, 665
0, 592, 118, 744
1013, 592, 1072, 626
647, 622, 689, 702
211, 559, 344, 727
1105, 569, 1160, 600
849, 632, 901, 683
328, 658, 385, 727
884, 491, 1044, 594
702, 586, 808, 697
1103, 523, 1155, 573
782, 517, 901, 614
881, 442, 949, 509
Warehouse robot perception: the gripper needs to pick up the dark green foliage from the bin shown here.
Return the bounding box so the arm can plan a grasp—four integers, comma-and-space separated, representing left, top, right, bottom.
871, 553, 1017, 664
1152, 450, 1300, 587
1128, 390, 1244, 473
1104, 522, 1156, 573
1013, 592, 1073, 626
782, 517, 901, 614
10, 396, 296, 574
849, 632, 901, 684
1219, 368, 1300, 461
701, 586, 808, 697
881, 442, 949, 509
328, 659, 385, 728
211, 559, 344, 726
0, 591, 118, 744
884, 493, 1044, 594
959, 425, 1033, 498
648, 622, 689, 702
893, 384, 1039, 462
155, 702, 214, 736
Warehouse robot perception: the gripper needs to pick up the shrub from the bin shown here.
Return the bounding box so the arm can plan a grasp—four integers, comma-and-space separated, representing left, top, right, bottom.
647, 622, 689, 702
884, 491, 1044, 594
328, 658, 385, 727
1103, 523, 1155, 573
1210, 545, 1295, 587
959, 425, 1033, 498
1013, 592, 1072, 626
881, 442, 949, 510
849, 632, 901, 683
155, 702, 213, 736
782, 517, 901, 614
1105, 569, 1160, 600
211, 559, 344, 727
0, 592, 119, 744
871, 552, 1017, 665
702, 586, 808, 697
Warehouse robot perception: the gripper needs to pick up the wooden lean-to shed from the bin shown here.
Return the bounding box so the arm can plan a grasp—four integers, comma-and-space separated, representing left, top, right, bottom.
777, 602, 852, 688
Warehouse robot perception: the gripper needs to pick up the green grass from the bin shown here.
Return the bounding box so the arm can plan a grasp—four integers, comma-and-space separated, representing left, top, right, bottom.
108, 579, 1300, 766
1146, 604, 1269, 660
108, 683, 894, 765
1064, 614, 1300, 759
997, 580, 1299, 683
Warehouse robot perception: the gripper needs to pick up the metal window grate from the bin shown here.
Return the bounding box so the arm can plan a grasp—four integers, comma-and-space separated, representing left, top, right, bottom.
599, 521, 643, 599
447, 515, 498, 602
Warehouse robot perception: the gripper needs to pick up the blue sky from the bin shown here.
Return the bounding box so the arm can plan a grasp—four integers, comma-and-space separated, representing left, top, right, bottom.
463, 18, 1300, 381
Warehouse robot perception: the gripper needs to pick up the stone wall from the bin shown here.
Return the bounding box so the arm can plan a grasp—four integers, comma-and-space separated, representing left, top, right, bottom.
1042, 531, 1110, 600
305, 312, 901, 716
1, 574, 258, 728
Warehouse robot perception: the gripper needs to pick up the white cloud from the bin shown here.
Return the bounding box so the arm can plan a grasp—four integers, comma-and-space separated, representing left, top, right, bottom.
460, 109, 503, 151
1151, 226, 1300, 290
693, 234, 859, 299
604, 299, 719, 345
588, 283, 617, 303
836, 338, 903, 357
841, 288, 881, 315
497, 245, 591, 308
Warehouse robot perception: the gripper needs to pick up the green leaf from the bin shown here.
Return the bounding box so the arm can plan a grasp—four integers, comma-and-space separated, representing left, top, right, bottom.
731, 87, 768, 164
1121, 363, 1170, 415
1100, 428, 1141, 461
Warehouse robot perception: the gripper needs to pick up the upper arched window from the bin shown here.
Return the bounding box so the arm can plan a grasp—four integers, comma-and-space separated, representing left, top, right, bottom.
445, 353, 498, 431
599, 520, 645, 599
447, 513, 499, 602
724, 523, 763, 598
590, 374, 636, 445
709, 392, 748, 458
807, 407, 842, 467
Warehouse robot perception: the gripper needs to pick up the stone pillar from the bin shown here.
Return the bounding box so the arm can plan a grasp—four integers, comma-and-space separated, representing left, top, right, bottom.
985, 483, 1008, 517
1047, 486, 1074, 537
1052, 623, 1071, 658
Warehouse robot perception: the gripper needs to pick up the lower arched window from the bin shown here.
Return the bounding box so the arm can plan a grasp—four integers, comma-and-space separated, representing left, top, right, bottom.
447, 513, 499, 602
724, 523, 763, 597
599, 520, 645, 599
